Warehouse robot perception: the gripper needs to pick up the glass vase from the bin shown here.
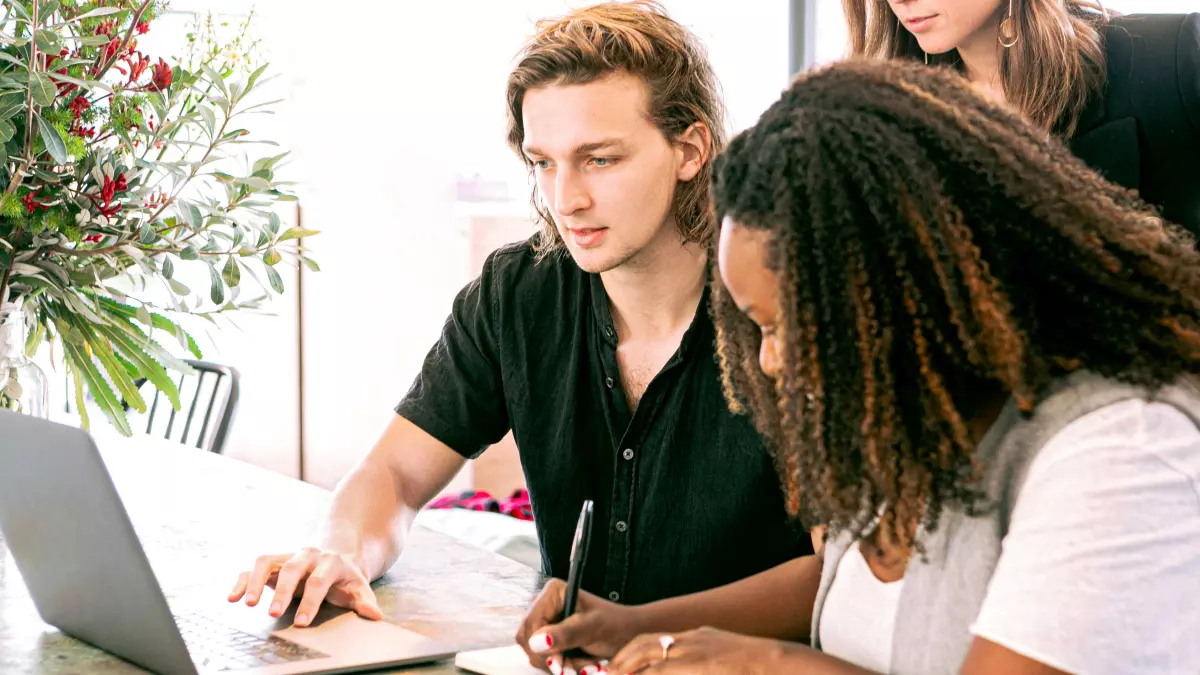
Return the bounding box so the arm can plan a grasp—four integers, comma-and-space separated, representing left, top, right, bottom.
0, 300, 49, 419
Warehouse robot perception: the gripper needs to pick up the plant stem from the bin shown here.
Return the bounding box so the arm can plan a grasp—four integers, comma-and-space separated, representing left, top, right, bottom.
0, 261, 13, 306
5, 0, 41, 198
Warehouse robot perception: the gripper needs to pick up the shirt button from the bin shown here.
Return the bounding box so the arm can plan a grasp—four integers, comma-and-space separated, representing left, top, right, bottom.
615, 521, 628, 533
608, 591, 620, 602
605, 377, 614, 388
622, 448, 634, 460
604, 326, 614, 338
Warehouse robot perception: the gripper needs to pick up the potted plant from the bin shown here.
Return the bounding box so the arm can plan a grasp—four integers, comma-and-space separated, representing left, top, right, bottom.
0, 0, 314, 434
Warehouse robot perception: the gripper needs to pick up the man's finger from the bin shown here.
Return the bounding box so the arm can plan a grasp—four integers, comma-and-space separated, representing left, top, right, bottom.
228, 571, 250, 602
292, 557, 340, 626
243, 554, 288, 606
268, 554, 315, 618
352, 584, 384, 621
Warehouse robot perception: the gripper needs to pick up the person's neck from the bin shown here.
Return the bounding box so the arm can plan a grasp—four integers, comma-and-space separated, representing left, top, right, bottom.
956, 18, 1007, 105
601, 236, 708, 342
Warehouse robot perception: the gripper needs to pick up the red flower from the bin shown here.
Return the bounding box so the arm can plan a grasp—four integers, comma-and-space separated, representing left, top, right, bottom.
72, 125, 96, 139
99, 173, 128, 204
136, 22, 150, 34
149, 59, 172, 92
22, 192, 49, 214
70, 96, 91, 118
82, 234, 104, 244
104, 37, 121, 61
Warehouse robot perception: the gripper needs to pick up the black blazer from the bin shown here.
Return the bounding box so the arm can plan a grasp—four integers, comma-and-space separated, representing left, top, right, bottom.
1068, 13, 1200, 237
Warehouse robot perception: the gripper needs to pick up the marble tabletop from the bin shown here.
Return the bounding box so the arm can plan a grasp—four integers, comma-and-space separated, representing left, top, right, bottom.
0, 434, 547, 674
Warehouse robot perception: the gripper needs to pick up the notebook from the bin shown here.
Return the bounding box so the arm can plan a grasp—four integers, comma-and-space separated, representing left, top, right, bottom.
454, 645, 545, 675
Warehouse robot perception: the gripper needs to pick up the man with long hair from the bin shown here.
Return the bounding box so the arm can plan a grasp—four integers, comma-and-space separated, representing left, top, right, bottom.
226, 1, 811, 649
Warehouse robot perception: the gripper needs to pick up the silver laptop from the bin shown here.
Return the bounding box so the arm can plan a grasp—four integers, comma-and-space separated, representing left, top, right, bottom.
0, 409, 460, 675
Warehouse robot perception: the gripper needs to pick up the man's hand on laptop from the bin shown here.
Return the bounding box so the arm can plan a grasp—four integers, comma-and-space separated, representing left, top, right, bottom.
228, 548, 384, 627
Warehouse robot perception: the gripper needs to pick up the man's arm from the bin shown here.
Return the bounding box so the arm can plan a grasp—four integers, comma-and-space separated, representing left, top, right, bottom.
319, 413, 468, 582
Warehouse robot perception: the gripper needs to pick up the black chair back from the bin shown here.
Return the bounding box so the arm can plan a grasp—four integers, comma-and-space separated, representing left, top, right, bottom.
143, 360, 240, 454
65, 359, 240, 454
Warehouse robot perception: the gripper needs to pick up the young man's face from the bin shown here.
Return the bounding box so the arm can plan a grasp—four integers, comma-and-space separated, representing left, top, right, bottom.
521, 72, 703, 274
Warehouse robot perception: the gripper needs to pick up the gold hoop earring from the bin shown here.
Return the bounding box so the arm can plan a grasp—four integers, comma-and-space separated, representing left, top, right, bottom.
924, 50, 929, 65
998, 0, 1019, 48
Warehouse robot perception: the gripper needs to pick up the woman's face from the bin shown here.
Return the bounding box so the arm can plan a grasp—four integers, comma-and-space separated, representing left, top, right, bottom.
884, 0, 1008, 55
717, 217, 784, 378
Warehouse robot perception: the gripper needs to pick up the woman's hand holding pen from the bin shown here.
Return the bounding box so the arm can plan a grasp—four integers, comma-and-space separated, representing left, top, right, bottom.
518, 578, 646, 674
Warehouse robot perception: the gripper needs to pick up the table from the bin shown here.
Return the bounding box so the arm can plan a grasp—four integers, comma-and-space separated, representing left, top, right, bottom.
0, 435, 547, 674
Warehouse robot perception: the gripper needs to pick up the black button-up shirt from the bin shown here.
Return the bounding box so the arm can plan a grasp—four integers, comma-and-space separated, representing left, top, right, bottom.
396, 238, 811, 605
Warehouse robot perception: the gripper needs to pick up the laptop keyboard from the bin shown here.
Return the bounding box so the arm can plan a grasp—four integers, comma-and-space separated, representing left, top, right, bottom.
174, 612, 328, 671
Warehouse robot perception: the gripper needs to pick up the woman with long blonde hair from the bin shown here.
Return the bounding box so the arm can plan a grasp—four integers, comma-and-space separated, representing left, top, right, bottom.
844, 0, 1200, 235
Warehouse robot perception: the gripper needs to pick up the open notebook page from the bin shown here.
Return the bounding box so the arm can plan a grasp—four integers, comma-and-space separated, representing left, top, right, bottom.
454, 645, 546, 675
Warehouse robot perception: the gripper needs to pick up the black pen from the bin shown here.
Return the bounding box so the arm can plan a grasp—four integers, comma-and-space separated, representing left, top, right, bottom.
560, 499, 594, 659
562, 499, 594, 618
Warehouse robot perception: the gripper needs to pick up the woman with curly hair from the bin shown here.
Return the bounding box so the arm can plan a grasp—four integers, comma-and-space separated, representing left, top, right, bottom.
519, 58, 1200, 675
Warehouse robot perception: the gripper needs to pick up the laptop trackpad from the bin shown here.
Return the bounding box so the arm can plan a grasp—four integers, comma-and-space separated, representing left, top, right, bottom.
220, 598, 452, 659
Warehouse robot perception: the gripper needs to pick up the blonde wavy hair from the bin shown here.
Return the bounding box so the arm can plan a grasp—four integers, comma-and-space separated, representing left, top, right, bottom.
505, 1, 727, 257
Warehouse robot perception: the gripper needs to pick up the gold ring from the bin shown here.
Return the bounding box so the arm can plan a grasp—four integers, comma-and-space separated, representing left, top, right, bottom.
659, 635, 675, 662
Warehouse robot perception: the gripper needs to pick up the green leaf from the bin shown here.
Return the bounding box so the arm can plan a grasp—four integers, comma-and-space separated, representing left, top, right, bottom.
89, 333, 147, 414
186, 203, 203, 230
75, 34, 112, 47
262, 247, 281, 266
64, 342, 133, 437
93, 325, 182, 412
162, 256, 174, 279
208, 262, 225, 304
36, 114, 69, 165
69, 360, 91, 430
234, 176, 271, 190
47, 71, 113, 94
198, 105, 216, 137
300, 255, 320, 272
135, 304, 152, 327
93, 297, 202, 361
29, 71, 56, 108
245, 64, 269, 91
179, 244, 200, 261
277, 227, 320, 243
267, 212, 280, 235
0, 120, 14, 144
95, 317, 194, 385
0, 97, 24, 120
38, 1, 62, 24
221, 256, 240, 288
53, 5, 121, 25
201, 63, 228, 97
0, 52, 26, 69
34, 29, 59, 53
168, 278, 190, 296
264, 262, 284, 294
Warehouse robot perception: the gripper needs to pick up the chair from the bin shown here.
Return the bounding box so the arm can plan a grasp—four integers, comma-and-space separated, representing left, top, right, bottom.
141, 360, 240, 454
66, 360, 240, 454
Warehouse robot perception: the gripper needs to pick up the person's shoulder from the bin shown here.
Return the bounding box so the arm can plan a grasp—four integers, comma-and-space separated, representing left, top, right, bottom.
481, 235, 583, 291
1103, 12, 1199, 51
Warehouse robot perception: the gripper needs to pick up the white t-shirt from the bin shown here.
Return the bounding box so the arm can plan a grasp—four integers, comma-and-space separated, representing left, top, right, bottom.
819, 399, 1200, 674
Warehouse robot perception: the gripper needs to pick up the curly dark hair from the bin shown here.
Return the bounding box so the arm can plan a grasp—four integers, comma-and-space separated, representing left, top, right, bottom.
710, 58, 1200, 547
